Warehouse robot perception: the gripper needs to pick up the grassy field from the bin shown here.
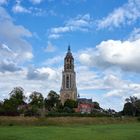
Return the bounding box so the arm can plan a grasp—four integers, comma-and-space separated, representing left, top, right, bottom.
0, 116, 138, 126
0, 123, 140, 140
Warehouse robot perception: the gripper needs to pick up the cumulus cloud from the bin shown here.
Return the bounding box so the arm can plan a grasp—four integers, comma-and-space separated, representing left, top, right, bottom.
0, 60, 21, 72
79, 39, 140, 73
0, 67, 61, 100
0, 7, 33, 72
97, 0, 140, 29
49, 14, 92, 39
27, 67, 49, 80
76, 66, 104, 90
27, 66, 61, 81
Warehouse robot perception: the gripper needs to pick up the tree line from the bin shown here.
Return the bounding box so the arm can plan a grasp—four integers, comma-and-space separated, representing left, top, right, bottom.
0, 87, 77, 116
0, 86, 140, 117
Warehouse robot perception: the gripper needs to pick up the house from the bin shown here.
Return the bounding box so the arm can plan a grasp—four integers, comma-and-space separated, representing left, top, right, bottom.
75, 98, 94, 114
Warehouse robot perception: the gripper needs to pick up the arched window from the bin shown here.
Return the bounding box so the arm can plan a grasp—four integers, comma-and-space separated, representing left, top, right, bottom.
66, 76, 69, 88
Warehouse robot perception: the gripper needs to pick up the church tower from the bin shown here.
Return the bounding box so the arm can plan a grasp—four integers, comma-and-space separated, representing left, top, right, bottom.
60, 46, 77, 105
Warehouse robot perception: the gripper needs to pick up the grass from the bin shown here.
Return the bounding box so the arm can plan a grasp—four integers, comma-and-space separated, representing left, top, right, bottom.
0, 116, 138, 126
0, 123, 140, 140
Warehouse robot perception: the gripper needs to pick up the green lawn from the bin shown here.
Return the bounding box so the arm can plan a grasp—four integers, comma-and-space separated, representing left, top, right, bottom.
0, 123, 140, 140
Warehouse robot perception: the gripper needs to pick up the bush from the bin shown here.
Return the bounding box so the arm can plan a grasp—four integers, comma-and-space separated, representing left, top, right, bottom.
46, 112, 111, 117
137, 117, 140, 122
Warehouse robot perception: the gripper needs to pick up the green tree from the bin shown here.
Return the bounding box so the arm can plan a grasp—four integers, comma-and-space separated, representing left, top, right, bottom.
93, 102, 100, 109
45, 90, 60, 111
1, 87, 26, 116
135, 99, 140, 116
125, 96, 138, 116
9, 87, 26, 106
123, 102, 133, 116
63, 99, 78, 113
3, 99, 19, 116
29, 91, 44, 108
64, 99, 78, 109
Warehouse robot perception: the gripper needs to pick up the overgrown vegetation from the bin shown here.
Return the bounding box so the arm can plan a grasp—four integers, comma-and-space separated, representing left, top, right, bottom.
0, 116, 138, 126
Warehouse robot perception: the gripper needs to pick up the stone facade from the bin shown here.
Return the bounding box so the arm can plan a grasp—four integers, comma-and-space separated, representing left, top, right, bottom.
60, 46, 77, 105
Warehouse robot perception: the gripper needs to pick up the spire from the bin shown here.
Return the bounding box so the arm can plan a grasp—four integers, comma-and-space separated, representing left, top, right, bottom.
68, 45, 71, 53
65, 44, 73, 59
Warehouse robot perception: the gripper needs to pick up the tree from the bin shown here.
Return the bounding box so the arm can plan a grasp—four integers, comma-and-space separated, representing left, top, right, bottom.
45, 90, 60, 111
123, 102, 133, 116
125, 96, 138, 116
29, 91, 44, 108
1, 87, 26, 116
3, 99, 19, 116
64, 99, 78, 109
0, 101, 4, 116
135, 99, 140, 116
9, 87, 26, 106
93, 102, 100, 109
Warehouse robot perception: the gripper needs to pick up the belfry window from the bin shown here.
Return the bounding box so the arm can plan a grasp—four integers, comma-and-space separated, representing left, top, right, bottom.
66, 76, 69, 88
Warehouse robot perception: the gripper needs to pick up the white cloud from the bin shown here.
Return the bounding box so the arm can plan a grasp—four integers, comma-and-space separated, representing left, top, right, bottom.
76, 66, 104, 90
0, 60, 21, 72
49, 14, 92, 39
0, 66, 61, 100
97, 0, 140, 29
12, 2, 46, 16
0, 7, 33, 72
12, 3, 31, 13
77, 36, 140, 110
79, 39, 140, 73
48, 34, 61, 39
51, 26, 70, 34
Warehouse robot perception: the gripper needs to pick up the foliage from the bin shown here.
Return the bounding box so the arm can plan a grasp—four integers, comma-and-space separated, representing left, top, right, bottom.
29, 91, 44, 108
64, 99, 78, 109
9, 87, 26, 106
24, 106, 40, 117
123, 96, 140, 116
93, 102, 100, 109
45, 90, 60, 111
123, 102, 133, 116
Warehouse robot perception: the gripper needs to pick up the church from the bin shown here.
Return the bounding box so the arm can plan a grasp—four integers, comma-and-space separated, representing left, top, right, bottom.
60, 46, 77, 105
60, 46, 95, 114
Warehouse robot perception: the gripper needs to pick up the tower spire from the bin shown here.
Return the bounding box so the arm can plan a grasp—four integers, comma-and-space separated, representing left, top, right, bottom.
68, 45, 71, 53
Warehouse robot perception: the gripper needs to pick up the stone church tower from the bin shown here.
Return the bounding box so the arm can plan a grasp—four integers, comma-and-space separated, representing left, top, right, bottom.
60, 46, 77, 105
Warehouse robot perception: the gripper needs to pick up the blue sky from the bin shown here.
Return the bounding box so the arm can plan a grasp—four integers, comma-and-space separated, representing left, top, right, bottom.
0, 0, 140, 111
